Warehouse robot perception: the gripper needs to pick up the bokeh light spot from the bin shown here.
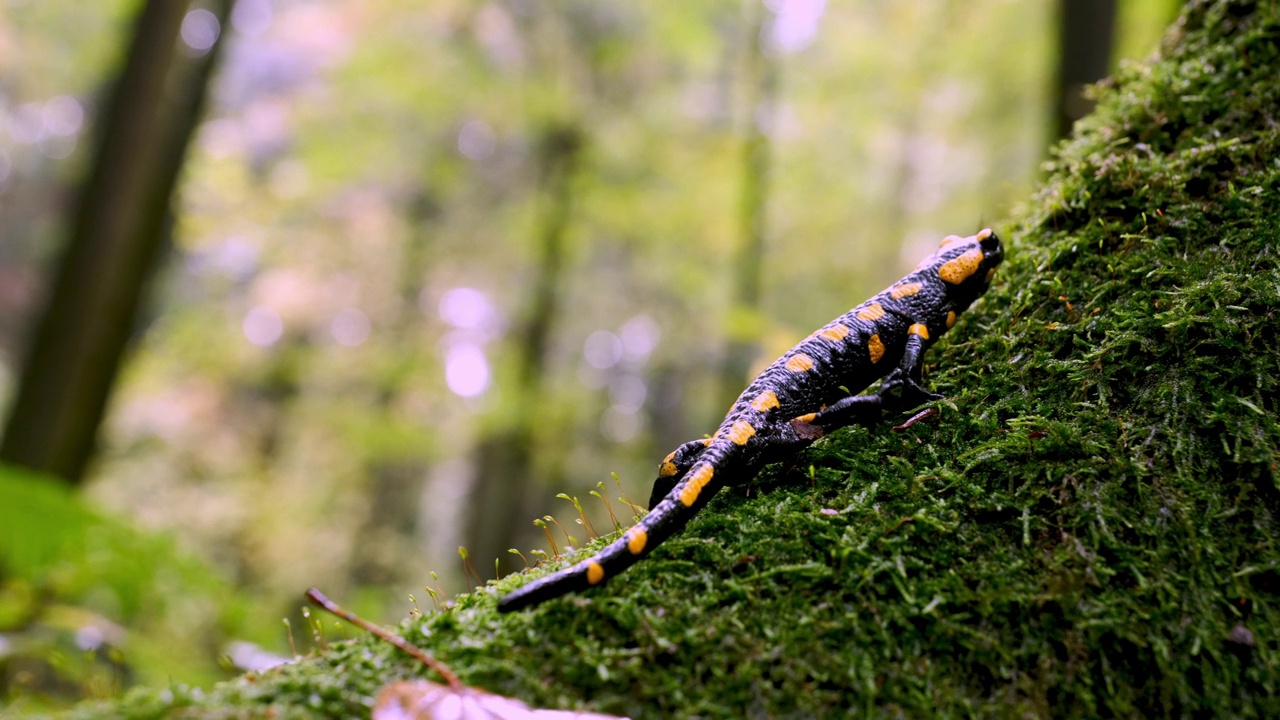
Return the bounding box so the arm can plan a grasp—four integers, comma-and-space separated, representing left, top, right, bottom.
619, 314, 660, 361
583, 330, 622, 369
765, 0, 826, 54
436, 287, 494, 330
8, 103, 45, 144
457, 120, 496, 160
445, 343, 490, 397
330, 308, 371, 347
43, 96, 84, 136
242, 306, 283, 346
182, 8, 221, 53
609, 375, 647, 412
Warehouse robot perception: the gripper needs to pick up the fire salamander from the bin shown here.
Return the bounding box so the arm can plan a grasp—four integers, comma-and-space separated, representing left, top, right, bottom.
498, 229, 1003, 612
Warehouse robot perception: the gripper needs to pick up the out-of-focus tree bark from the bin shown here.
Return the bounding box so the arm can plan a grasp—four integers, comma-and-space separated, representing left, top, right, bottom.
1055, 0, 1118, 140
0, 0, 235, 483
717, 3, 777, 412
464, 123, 584, 577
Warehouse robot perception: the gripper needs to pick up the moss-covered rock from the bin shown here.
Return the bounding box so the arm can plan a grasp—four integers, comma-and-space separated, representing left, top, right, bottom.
76, 0, 1280, 716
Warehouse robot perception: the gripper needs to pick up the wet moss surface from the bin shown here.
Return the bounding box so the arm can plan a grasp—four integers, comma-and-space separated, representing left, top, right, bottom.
75, 0, 1280, 716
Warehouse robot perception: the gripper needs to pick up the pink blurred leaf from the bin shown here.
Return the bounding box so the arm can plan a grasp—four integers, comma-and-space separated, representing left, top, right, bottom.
373, 680, 629, 720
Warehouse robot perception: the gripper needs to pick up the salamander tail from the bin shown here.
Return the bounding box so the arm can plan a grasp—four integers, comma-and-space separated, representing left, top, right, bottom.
495, 534, 636, 612
497, 490, 700, 612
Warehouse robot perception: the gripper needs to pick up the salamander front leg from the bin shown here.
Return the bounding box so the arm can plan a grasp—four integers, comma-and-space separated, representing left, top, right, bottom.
876, 326, 942, 412
648, 438, 711, 509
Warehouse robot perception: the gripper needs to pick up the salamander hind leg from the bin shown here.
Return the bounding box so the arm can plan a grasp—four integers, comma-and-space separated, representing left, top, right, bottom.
788, 393, 886, 440
648, 438, 712, 509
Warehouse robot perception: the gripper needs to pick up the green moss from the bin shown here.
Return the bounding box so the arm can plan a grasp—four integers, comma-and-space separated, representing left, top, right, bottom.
0, 466, 257, 700
76, 0, 1280, 716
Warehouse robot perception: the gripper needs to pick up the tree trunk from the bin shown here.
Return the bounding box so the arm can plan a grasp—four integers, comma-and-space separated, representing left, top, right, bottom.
718, 3, 777, 412
1054, 0, 1118, 140
0, 0, 236, 483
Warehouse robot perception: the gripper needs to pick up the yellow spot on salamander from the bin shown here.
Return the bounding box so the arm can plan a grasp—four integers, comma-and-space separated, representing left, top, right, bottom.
659, 450, 678, 476
795, 412, 817, 423
679, 464, 715, 507
976, 228, 994, 241
750, 391, 780, 412
890, 282, 922, 299
701, 437, 713, 446
946, 310, 957, 328
909, 323, 930, 340
626, 528, 648, 555
938, 246, 984, 284
938, 234, 966, 249
856, 302, 886, 321
726, 420, 756, 445
586, 561, 605, 585
785, 354, 815, 373
868, 334, 885, 363
820, 323, 850, 342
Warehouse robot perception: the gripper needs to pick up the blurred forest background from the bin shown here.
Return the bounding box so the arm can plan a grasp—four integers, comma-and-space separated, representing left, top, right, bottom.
0, 0, 1178, 709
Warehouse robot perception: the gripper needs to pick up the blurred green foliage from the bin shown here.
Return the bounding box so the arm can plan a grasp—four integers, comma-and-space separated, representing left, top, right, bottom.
0, 464, 265, 708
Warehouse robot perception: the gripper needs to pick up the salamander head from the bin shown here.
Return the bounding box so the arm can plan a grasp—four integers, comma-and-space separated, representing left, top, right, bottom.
930, 228, 1002, 310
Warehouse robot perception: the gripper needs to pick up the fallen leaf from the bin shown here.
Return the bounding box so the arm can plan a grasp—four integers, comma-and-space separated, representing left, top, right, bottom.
374, 680, 629, 720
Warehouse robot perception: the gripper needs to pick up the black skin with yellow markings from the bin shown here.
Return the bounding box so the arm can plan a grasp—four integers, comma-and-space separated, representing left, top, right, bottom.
497, 230, 1003, 612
